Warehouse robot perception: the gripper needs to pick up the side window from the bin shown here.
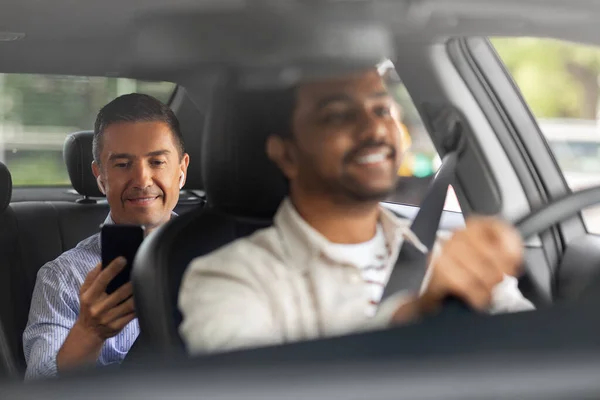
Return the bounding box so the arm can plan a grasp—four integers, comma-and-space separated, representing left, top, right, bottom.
386, 82, 461, 213
493, 38, 600, 233
0, 74, 175, 186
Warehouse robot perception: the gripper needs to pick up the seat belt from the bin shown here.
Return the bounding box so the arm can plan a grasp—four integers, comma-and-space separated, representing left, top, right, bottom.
380, 149, 459, 300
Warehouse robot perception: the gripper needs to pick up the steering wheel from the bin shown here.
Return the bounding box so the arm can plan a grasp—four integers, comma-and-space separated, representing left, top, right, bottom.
438, 185, 600, 317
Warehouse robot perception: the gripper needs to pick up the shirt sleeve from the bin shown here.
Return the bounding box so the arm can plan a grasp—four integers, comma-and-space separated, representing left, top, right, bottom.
178, 249, 282, 356
23, 265, 79, 380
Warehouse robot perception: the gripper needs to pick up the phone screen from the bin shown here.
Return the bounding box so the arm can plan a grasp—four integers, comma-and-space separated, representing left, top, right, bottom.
101, 224, 145, 295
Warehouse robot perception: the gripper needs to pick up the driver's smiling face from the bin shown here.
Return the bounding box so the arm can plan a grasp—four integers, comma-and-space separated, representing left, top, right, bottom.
284, 69, 405, 202
96, 121, 187, 229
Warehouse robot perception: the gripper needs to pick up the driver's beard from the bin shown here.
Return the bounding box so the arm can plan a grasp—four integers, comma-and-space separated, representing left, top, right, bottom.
344, 181, 396, 202
292, 157, 399, 204
329, 173, 399, 204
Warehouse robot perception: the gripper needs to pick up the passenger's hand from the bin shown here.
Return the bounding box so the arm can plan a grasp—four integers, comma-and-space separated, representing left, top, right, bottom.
75, 258, 136, 341
417, 216, 523, 314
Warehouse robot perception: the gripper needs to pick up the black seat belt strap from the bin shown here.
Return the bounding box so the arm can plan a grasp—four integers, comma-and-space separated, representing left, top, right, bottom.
380, 149, 459, 300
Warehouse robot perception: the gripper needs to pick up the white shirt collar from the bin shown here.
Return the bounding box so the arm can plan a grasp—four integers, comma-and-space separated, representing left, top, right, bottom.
274, 198, 428, 271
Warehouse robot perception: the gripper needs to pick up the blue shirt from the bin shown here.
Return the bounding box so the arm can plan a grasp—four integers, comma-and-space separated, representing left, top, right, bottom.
23, 213, 153, 380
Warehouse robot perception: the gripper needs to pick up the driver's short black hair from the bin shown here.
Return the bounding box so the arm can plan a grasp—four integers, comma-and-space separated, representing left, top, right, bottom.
267, 63, 402, 140
261, 86, 297, 140
92, 93, 185, 163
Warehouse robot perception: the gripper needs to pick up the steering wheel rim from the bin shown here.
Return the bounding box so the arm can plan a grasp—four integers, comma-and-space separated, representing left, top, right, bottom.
437, 185, 600, 317
515, 185, 600, 239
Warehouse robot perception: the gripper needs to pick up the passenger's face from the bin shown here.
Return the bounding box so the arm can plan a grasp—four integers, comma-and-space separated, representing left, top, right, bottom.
92, 121, 189, 230
271, 69, 405, 203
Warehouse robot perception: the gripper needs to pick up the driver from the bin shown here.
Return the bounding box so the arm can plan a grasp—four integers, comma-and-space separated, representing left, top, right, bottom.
178, 65, 535, 355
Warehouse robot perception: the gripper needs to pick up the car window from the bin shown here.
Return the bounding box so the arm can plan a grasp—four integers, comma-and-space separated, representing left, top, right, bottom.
387, 82, 461, 212
493, 38, 600, 234
0, 74, 175, 187
548, 138, 600, 174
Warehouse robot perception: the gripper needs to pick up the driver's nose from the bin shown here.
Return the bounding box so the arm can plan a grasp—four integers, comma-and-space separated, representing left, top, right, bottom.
356, 108, 389, 142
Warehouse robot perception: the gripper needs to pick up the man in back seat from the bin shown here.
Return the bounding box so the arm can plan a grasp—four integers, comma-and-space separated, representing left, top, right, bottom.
178, 65, 534, 355
23, 94, 190, 379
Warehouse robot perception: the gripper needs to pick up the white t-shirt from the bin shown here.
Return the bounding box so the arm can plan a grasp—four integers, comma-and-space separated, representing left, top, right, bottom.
326, 224, 388, 317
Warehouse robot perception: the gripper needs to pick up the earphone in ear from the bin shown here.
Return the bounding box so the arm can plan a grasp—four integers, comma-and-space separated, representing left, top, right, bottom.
96, 176, 106, 195
179, 172, 185, 189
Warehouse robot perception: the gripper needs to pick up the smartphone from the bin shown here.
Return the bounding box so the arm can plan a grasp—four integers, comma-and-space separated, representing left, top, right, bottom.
101, 224, 145, 295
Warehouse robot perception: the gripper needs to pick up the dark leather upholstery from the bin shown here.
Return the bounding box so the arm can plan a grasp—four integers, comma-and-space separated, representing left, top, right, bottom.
134, 208, 270, 353
0, 161, 11, 213
63, 131, 104, 199
201, 86, 291, 217
0, 162, 18, 380
133, 86, 291, 353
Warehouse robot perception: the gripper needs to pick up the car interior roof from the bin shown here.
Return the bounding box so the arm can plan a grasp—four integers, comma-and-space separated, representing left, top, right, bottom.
1, 0, 600, 79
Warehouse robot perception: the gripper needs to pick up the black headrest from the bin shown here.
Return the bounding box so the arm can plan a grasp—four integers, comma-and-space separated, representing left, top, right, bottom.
0, 161, 11, 213
63, 131, 104, 198
202, 87, 291, 219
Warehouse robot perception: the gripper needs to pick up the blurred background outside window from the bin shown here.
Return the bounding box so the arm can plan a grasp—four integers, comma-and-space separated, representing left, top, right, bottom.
0, 74, 174, 186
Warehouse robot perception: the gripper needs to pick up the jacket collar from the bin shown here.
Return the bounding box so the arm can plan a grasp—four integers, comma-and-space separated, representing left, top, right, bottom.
274, 198, 427, 271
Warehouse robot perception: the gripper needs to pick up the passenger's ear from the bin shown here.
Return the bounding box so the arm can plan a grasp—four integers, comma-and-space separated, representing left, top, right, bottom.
91, 161, 100, 179
91, 161, 106, 195
266, 135, 298, 180
179, 153, 190, 189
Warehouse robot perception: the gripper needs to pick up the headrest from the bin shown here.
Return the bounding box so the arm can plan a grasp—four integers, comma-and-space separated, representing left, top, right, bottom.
202, 87, 291, 219
0, 161, 12, 213
63, 131, 104, 198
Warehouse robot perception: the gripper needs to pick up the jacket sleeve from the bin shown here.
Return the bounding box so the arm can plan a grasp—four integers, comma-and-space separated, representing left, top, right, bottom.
178, 247, 283, 355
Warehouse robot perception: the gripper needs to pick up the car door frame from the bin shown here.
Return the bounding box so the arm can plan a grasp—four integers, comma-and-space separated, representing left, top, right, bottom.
448, 36, 593, 300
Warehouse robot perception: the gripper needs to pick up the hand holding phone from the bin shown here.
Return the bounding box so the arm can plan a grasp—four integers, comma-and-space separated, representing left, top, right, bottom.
59, 257, 138, 370
101, 224, 145, 294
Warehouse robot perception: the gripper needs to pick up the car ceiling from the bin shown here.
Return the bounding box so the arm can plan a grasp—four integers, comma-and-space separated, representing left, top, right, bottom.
2, 0, 600, 81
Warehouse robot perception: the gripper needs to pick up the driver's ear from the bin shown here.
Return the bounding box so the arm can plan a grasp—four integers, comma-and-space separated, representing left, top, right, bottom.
266, 135, 298, 180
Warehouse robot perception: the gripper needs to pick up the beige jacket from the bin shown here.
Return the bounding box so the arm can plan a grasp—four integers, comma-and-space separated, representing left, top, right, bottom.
179, 198, 535, 355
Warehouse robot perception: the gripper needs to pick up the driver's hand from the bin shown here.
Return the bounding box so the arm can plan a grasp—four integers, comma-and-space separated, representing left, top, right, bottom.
418, 216, 524, 313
